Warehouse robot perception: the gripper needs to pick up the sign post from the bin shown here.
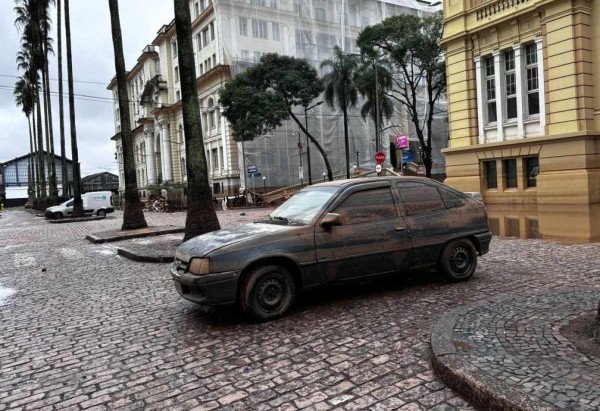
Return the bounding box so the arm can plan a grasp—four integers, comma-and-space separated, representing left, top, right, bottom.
375, 152, 385, 176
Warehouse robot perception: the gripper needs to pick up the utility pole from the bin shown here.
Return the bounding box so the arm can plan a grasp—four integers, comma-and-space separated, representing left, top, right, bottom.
297, 131, 303, 186
303, 101, 323, 185
355, 150, 360, 169
373, 57, 380, 153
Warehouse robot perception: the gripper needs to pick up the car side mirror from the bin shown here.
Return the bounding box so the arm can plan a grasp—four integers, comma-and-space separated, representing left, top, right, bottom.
320, 213, 342, 229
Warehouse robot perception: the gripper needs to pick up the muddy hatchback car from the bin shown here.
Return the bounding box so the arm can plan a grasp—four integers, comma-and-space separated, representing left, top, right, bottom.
171, 177, 491, 321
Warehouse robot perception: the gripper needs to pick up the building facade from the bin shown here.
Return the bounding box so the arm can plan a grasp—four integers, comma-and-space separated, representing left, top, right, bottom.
81, 172, 120, 193
109, 0, 441, 196
0, 152, 74, 206
441, 0, 599, 240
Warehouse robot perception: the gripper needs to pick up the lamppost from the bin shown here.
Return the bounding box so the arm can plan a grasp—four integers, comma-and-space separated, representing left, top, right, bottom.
304, 100, 323, 185
262, 176, 266, 190
322, 172, 326, 182
296, 131, 303, 186
355, 150, 360, 169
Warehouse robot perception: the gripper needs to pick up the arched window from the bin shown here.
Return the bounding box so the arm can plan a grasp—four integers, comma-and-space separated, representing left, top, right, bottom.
178, 124, 184, 144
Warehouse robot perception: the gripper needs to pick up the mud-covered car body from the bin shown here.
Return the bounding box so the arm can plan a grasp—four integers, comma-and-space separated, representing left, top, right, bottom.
171, 177, 491, 307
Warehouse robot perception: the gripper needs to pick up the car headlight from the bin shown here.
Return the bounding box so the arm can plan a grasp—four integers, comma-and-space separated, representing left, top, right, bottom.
188, 258, 210, 275
175, 249, 191, 264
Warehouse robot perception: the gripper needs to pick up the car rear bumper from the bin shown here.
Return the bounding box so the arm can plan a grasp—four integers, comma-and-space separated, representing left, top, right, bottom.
170, 264, 238, 305
474, 231, 493, 255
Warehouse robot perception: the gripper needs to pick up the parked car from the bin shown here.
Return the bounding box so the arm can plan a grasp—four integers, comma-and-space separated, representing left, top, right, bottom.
45, 191, 115, 219
171, 177, 492, 321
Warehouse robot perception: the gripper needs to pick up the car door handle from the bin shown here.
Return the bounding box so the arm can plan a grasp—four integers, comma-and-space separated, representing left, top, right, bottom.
395, 225, 407, 232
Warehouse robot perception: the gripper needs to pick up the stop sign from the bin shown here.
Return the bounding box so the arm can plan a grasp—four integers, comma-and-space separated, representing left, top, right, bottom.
375, 151, 386, 164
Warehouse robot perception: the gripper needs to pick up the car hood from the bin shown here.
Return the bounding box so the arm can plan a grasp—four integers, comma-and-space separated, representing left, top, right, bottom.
46, 206, 62, 212
175, 223, 298, 262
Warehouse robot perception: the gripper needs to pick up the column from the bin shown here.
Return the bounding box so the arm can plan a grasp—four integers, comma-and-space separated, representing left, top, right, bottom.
160, 121, 172, 181
220, 107, 228, 173
535, 36, 546, 133
144, 130, 156, 184
513, 44, 525, 138
493, 51, 504, 141
474, 56, 485, 144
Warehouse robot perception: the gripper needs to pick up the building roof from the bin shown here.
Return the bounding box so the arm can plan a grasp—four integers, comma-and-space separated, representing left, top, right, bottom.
1, 151, 73, 166
81, 171, 118, 184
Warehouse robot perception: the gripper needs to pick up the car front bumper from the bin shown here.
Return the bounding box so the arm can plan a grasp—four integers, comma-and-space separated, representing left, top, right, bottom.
170, 263, 239, 305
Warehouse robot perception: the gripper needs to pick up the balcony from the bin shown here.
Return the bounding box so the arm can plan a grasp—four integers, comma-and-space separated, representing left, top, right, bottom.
472, 0, 531, 21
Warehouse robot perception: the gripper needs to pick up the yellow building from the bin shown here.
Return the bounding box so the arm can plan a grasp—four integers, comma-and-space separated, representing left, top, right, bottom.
441, 0, 599, 241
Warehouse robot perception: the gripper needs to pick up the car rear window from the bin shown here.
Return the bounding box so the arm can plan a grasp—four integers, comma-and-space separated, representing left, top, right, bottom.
397, 182, 445, 216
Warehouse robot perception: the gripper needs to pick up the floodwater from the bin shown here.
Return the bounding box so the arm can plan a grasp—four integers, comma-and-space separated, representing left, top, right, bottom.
0, 285, 15, 306
486, 204, 600, 243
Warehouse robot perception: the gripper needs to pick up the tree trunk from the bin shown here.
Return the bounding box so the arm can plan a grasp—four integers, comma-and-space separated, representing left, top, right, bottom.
108, 0, 148, 230
173, 0, 221, 241
289, 111, 333, 181
35, 89, 46, 201
43, 30, 58, 204
32, 110, 40, 201
57, 0, 68, 199
27, 115, 35, 203
423, 145, 433, 178
342, 105, 350, 179
64, 0, 84, 217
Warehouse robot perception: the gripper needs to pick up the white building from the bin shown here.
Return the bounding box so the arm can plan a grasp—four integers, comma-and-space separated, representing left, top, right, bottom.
108, 0, 441, 196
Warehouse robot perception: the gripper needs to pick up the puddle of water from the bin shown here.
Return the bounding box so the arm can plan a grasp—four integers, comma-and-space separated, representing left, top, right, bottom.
0, 286, 15, 306
486, 204, 600, 243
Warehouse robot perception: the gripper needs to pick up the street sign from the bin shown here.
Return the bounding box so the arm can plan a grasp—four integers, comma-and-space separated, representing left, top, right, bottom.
247, 165, 257, 174
395, 135, 409, 149
253, 172, 262, 177
402, 150, 414, 163
375, 151, 386, 164
375, 164, 382, 174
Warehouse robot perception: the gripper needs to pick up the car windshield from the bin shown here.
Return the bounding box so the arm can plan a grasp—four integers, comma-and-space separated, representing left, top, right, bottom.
268, 187, 338, 225
62, 198, 74, 207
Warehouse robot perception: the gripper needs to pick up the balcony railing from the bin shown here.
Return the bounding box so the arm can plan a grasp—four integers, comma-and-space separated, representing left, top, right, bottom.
474, 0, 530, 20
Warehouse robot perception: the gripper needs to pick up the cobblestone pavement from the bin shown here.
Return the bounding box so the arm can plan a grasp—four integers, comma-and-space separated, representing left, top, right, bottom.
432, 290, 600, 409
0, 209, 599, 410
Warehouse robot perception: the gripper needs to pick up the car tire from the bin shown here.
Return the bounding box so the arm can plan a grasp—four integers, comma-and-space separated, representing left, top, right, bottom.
240, 265, 296, 322
53, 212, 63, 220
97, 209, 106, 218
439, 239, 477, 282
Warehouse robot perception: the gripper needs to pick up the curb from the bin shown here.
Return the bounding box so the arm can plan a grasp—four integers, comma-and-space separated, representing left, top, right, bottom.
86, 226, 184, 244
48, 216, 106, 224
430, 300, 551, 411
116, 247, 174, 263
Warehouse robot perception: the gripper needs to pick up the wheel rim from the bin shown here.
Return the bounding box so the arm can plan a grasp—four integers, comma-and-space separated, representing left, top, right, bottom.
449, 245, 471, 276
256, 277, 285, 311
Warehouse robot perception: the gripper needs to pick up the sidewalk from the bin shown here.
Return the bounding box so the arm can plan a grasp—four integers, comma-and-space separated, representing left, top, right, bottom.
431, 289, 600, 410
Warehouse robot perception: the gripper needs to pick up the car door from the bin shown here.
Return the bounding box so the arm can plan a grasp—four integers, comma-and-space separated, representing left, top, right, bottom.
315, 183, 412, 283
395, 181, 450, 268
64, 200, 74, 216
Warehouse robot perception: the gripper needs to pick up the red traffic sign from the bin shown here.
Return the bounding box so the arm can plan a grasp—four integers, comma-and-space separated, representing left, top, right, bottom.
375, 151, 386, 164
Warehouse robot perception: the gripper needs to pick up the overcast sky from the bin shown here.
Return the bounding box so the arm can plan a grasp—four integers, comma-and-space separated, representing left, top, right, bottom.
0, 0, 174, 176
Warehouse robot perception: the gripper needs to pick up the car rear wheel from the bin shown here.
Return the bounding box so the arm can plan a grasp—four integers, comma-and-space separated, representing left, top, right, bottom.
240, 265, 295, 322
97, 209, 106, 218
53, 212, 63, 220
439, 239, 477, 282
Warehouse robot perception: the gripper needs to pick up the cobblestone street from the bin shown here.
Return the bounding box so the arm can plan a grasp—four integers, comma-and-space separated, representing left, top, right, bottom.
0, 209, 599, 410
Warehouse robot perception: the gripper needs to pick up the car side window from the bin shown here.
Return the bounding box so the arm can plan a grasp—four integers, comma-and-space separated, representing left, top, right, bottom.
397, 182, 445, 216
66, 201, 73, 207
439, 187, 466, 208
334, 187, 397, 225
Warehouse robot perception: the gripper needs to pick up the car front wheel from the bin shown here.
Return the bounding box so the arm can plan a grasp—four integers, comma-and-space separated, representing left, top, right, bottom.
439, 239, 477, 282
240, 265, 295, 322
53, 212, 63, 220
97, 209, 106, 218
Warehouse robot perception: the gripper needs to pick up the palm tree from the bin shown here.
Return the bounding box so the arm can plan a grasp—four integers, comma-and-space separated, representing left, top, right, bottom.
173, 0, 220, 240
13, 75, 37, 203
321, 46, 360, 179
108, 0, 148, 230
64, 0, 84, 216
56, 0, 68, 198
355, 58, 394, 148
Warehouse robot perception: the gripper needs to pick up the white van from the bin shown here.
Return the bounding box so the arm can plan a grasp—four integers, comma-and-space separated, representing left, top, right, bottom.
45, 191, 115, 219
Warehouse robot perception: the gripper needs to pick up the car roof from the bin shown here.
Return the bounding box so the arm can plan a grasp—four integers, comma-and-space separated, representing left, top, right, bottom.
310, 176, 441, 188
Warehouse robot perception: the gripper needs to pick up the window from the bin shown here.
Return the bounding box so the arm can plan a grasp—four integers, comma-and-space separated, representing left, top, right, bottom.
194, 1, 200, 17
360, 15, 371, 27
440, 188, 466, 208
524, 156, 539, 188
271, 0, 277, 8
504, 50, 517, 120
241, 49, 250, 60
251, 0, 266, 5
272, 22, 280, 41
176, 90, 181, 101
485, 56, 497, 123
483, 160, 498, 189
196, 33, 202, 51
398, 182, 445, 216
252, 19, 268, 39
212, 53, 216, 67
209, 110, 215, 129
199, 62, 203, 75
202, 27, 210, 46
315, 6, 327, 21
239, 17, 248, 36
254, 51, 263, 61
171, 39, 177, 58
210, 22, 215, 41
503, 159, 517, 189
211, 148, 219, 170
526, 43, 539, 116
334, 188, 397, 225
174, 66, 179, 82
